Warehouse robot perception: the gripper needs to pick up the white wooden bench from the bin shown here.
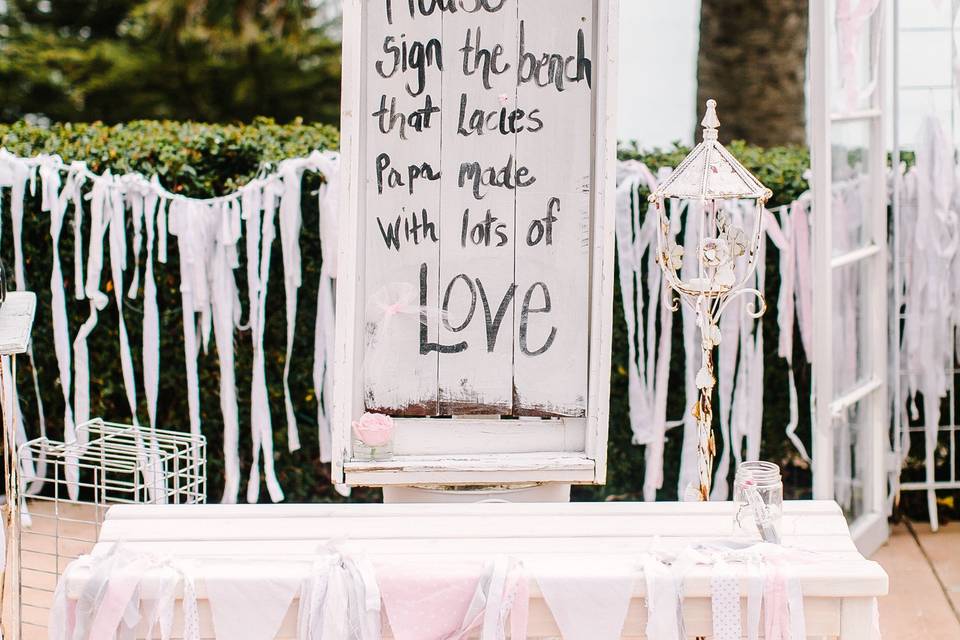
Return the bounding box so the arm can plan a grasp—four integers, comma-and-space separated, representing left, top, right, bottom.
66, 500, 887, 639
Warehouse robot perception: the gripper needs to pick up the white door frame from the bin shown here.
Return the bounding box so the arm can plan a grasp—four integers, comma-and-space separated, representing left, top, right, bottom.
809, 0, 890, 555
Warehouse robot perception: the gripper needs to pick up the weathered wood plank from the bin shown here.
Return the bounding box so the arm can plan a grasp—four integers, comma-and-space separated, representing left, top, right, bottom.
99, 514, 857, 541
437, 1, 521, 414
512, 0, 594, 416
363, 0, 443, 415
387, 417, 585, 454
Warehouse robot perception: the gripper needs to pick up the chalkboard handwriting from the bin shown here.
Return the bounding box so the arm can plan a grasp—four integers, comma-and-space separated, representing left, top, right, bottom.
420, 263, 467, 355
457, 94, 543, 136
419, 262, 557, 357
376, 209, 439, 251
366, 5, 589, 369
372, 94, 440, 139
458, 155, 535, 200
442, 274, 477, 333
461, 208, 509, 248
518, 21, 592, 91
460, 27, 510, 90
526, 197, 559, 246
519, 282, 557, 356
376, 35, 442, 97
476, 279, 516, 352
384, 0, 508, 25
376, 153, 441, 195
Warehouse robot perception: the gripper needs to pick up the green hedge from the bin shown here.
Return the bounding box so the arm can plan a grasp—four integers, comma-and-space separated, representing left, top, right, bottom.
0, 120, 813, 503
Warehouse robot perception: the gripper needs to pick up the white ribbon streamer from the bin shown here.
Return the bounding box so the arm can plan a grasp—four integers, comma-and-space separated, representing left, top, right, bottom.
212, 198, 243, 503
46, 166, 81, 462
72, 172, 114, 500
279, 161, 305, 453
142, 189, 162, 431
169, 200, 210, 440
109, 179, 140, 426
313, 152, 340, 466
247, 180, 285, 503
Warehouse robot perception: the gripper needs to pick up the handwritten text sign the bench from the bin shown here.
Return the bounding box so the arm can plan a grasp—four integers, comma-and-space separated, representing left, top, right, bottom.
364, 0, 595, 418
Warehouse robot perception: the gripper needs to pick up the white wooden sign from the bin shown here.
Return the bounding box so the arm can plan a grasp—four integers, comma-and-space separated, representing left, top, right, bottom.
334, 0, 618, 486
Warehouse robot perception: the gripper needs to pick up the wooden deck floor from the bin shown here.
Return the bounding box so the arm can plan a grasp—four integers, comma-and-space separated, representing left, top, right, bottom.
873, 521, 960, 639
4, 503, 960, 638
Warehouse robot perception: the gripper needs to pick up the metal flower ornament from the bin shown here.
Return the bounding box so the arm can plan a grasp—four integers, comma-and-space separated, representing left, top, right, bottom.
649, 99, 772, 501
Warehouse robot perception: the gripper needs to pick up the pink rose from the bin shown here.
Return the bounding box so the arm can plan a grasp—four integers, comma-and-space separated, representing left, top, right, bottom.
352, 412, 395, 446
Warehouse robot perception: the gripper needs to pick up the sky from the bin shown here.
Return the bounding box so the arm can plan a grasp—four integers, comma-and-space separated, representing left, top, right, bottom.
617, 0, 700, 149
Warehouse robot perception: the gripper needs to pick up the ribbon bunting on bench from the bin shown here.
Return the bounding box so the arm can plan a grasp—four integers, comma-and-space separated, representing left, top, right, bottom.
48, 536, 885, 640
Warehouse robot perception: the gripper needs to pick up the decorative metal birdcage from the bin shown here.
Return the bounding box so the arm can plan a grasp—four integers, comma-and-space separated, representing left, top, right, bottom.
14, 419, 206, 638
649, 99, 772, 501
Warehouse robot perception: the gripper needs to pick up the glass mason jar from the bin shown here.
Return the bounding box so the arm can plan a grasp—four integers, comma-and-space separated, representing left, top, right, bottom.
352, 436, 394, 462
734, 461, 783, 543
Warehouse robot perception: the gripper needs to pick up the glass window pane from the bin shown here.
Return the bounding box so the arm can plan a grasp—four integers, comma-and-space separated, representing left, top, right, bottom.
833, 399, 872, 521
833, 260, 869, 395
830, 0, 884, 113
899, 0, 953, 30
898, 31, 953, 88
896, 87, 954, 151
831, 120, 872, 255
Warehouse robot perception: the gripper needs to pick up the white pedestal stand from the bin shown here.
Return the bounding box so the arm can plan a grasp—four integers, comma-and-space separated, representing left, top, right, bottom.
0, 292, 38, 640
383, 482, 571, 504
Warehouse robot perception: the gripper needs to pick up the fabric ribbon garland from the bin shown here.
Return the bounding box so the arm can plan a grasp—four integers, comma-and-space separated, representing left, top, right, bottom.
641, 542, 816, 640
142, 189, 162, 432
765, 201, 813, 463
0, 148, 339, 505
711, 201, 767, 501
0, 152, 47, 498
613, 162, 816, 500
44, 164, 81, 469
211, 198, 244, 504
248, 178, 285, 503
299, 547, 384, 640
710, 560, 742, 640
898, 115, 960, 518
312, 152, 341, 468
534, 557, 634, 640
279, 163, 305, 455
70, 170, 114, 501
49, 535, 887, 640
109, 177, 139, 430
0, 148, 849, 504
49, 545, 202, 640
615, 163, 685, 501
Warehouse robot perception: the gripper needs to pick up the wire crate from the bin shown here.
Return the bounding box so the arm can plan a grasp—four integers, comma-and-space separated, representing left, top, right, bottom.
14, 419, 206, 638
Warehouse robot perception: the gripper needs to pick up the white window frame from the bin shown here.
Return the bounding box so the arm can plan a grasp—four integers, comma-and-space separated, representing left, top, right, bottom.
332, 0, 620, 488
810, 0, 890, 555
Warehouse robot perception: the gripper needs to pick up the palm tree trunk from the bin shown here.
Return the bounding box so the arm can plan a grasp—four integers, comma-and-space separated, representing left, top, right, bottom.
696, 0, 808, 146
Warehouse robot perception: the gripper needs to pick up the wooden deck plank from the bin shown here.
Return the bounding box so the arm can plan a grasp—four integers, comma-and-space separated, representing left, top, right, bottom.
871, 522, 960, 640
909, 521, 960, 624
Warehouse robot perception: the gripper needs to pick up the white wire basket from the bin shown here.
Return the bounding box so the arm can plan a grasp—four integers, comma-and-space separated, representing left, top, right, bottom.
14, 419, 206, 638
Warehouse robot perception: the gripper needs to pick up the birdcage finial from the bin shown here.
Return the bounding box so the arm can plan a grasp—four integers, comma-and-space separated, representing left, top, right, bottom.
702, 99, 720, 141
